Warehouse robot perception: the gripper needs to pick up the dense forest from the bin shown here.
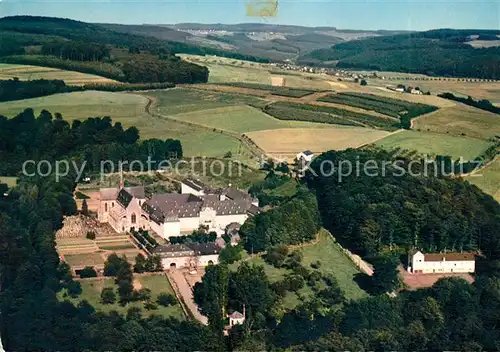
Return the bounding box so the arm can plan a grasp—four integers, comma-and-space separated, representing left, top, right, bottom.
304, 149, 500, 258
0, 16, 269, 64
301, 29, 500, 79
0, 109, 182, 176
0, 78, 76, 102
0, 16, 210, 84
240, 190, 321, 252
41, 41, 111, 61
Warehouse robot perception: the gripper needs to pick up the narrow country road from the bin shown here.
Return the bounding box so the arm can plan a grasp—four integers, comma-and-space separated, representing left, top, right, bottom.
167, 270, 208, 325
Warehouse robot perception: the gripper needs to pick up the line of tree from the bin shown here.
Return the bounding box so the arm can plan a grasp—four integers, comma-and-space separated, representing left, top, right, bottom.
0, 78, 77, 102
0, 110, 183, 177
438, 92, 500, 115
0, 78, 178, 104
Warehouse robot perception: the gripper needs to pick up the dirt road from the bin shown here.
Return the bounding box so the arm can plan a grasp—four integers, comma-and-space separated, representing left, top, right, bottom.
167, 270, 208, 325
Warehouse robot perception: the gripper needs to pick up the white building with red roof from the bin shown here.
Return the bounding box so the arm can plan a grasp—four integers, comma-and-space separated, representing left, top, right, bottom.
408, 250, 476, 274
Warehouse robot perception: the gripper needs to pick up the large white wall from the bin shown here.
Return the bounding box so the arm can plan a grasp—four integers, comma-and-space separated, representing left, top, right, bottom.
411, 252, 475, 274
214, 214, 248, 234
198, 254, 219, 266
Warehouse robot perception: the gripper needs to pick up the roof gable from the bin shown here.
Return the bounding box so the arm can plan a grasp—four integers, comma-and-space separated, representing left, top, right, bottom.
117, 189, 133, 208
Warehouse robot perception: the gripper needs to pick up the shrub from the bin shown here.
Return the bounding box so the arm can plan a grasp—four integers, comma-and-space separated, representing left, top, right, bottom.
86, 231, 96, 240
79, 266, 97, 278
66, 281, 82, 298
157, 293, 177, 307
284, 275, 305, 292
310, 260, 321, 269
144, 301, 158, 310
292, 265, 311, 280
101, 287, 116, 304
219, 244, 243, 264
265, 245, 289, 268
133, 288, 152, 302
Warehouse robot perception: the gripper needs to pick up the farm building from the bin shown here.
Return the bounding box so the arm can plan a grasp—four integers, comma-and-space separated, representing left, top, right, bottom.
152, 242, 220, 269
408, 250, 476, 274
98, 179, 259, 240
296, 150, 315, 163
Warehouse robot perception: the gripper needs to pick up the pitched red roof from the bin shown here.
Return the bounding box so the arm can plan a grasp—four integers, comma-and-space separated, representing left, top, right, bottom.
423, 252, 475, 262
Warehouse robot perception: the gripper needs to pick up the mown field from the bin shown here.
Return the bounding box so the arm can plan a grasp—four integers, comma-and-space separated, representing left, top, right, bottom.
412, 105, 500, 141
230, 230, 367, 309
0, 63, 118, 85
375, 130, 494, 160
168, 105, 340, 133
246, 126, 390, 161
0, 90, 247, 159
467, 157, 500, 202
59, 275, 185, 319
145, 87, 267, 116
180, 54, 332, 90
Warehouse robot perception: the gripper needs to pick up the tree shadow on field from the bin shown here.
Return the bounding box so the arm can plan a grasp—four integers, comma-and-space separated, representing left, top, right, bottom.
353, 273, 376, 295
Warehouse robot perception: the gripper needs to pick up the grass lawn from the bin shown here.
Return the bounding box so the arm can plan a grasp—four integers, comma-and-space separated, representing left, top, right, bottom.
145, 88, 265, 116
0, 176, 18, 188
467, 157, 500, 202
0, 91, 148, 123
0, 63, 117, 85
300, 230, 367, 301
169, 105, 332, 134
263, 179, 299, 197
375, 130, 493, 160
412, 105, 500, 141
230, 230, 367, 310
59, 275, 185, 319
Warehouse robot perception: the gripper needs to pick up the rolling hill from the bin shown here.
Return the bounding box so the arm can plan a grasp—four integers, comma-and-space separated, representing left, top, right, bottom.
300, 29, 500, 79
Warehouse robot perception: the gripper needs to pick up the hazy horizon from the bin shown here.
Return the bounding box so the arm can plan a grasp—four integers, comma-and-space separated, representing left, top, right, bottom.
0, 0, 498, 31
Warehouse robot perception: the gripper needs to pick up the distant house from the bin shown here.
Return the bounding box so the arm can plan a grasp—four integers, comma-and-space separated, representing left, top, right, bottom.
296, 150, 314, 163
228, 311, 245, 326
411, 88, 423, 95
408, 250, 476, 274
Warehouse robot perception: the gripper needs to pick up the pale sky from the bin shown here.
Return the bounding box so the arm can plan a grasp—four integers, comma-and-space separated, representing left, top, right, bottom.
0, 0, 499, 30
